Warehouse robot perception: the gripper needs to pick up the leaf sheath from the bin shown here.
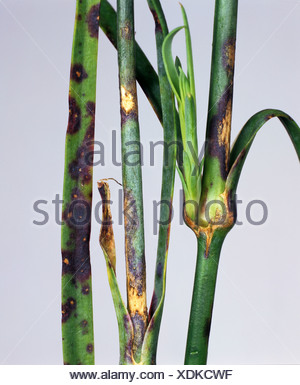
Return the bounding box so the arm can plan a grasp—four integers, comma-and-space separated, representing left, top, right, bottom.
201, 0, 238, 205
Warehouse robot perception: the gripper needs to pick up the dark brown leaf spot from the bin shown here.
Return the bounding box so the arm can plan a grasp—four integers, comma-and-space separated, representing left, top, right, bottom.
80, 320, 88, 328
131, 312, 146, 356
68, 160, 80, 180
67, 97, 81, 135
222, 38, 236, 76
124, 189, 145, 297
62, 297, 76, 323
61, 238, 91, 283
207, 89, 232, 179
86, 343, 94, 353
86, 101, 95, 117
150, 8, 162, 34
71, 63, 88, 83
148, 293, 157, 320
156, 262, 163, 279
86, 4, 100, 38
82, 284, 90, 295
265, 113, 275, 121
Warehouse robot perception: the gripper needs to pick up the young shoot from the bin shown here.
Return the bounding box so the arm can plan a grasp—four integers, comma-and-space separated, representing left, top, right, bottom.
162, 5, 202, 223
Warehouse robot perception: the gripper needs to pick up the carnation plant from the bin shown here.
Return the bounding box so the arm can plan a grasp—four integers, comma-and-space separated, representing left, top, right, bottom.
61, 0, 300, 365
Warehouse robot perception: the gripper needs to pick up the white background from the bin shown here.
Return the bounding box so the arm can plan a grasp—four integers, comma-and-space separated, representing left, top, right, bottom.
0, 0, 300, 364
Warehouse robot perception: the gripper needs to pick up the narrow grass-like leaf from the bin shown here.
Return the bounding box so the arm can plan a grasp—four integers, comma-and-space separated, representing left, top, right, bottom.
184, 94, 197, 156
162, 5, 200, 223
180, 4, 196, 100
61, 0, 100, 365
98, 181, 135, 365
176, 164, 189, 199
175, 56, 183, 75
162, 26, 185, 101
143, 0, 177, 364
227, 109, 300, 194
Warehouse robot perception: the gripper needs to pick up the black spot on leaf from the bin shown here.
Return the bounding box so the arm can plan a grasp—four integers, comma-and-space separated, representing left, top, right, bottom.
86, 4, 100, 38
62, 298, 76, 323
71, 64, 88, 83
67, 97, 81, 134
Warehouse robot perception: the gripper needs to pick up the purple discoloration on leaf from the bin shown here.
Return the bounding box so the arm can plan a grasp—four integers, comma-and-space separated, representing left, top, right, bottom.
148, 293, 157, 320
71, 63, 88, 83
61, 245, 91, 283
206, 88, 232, 180
81, 284, 90, 295
121, 107, 138, 127
86, 101, 96, 117
123, 188, 145, 297
67, 97, 81, 135
86, 4, 100, 38
62, 298, 77, 323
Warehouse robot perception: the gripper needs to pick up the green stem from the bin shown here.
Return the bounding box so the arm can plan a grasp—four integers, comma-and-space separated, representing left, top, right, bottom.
139, 0, 177, 365
117, 0, 147, 363
184, 230, 228, 365
61, 0, 100, 365
99, 0, 162, 122
148, 0, 174, 317
201, 0, 238, 207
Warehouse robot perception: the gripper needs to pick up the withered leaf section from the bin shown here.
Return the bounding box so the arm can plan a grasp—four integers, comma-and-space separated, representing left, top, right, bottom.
98, 181, 135, 365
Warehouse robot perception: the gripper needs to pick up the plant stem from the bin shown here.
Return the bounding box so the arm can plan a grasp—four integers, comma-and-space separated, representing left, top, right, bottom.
184, 1, 238, 364
147, 0, 174, 319
117, 0, 147, 363
99, 0, 162, 123
201, 0, 238, 208
138, 0, 177, 365
184, 229, 228, 365
61, 0, 100, 364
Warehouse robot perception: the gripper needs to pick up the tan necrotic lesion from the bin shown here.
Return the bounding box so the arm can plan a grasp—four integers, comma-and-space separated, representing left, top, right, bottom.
121, 86, 136, 114
218, 99, 232, 169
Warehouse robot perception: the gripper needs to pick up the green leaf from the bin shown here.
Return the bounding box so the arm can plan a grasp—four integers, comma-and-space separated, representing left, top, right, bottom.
175, 56, 182, 75
184, 94, 197, 155
183, 149, 192, 188
179, 67, 190, 100
162, 26, 184, 101
176, 164, 189, 198
180, 3, 196, 101
227, 109, 300, 194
